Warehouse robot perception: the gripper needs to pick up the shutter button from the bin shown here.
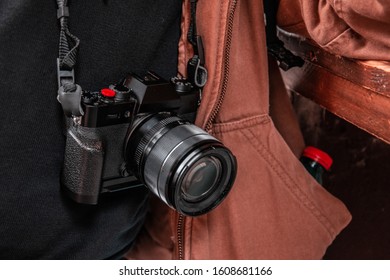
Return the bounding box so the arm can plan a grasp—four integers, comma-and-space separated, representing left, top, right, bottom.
101, 88, 116, 98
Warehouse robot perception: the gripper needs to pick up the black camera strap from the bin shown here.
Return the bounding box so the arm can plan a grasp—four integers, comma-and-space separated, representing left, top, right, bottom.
54, 0, 206, 117
55, 0, 84, 117
56, 0, 79, 86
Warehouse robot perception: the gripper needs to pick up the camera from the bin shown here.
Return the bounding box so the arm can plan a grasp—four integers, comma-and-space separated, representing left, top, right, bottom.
60, 71, 237, 216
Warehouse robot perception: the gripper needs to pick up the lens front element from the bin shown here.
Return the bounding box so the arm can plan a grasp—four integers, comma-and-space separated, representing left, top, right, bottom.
181, 156, 222, 202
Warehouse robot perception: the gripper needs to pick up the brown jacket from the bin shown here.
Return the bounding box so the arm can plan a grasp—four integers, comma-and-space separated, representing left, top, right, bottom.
127, 0, 353, 260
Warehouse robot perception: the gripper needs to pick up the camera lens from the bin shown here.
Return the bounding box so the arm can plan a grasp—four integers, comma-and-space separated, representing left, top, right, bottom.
126, 113, 236, 216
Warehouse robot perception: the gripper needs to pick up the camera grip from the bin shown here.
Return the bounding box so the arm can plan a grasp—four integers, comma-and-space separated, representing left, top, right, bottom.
61, 126, 104, 204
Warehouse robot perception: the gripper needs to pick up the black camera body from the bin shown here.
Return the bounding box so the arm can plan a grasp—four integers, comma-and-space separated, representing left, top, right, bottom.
61, 72, 236, 216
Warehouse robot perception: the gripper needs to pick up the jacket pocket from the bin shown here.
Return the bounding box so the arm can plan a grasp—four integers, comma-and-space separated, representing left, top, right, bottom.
189, 115, 352, 259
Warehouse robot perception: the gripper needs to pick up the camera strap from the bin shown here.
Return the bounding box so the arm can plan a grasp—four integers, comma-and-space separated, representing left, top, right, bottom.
54, 0, 206, 117
56, 0, 79, 86
55, 0, 84, 117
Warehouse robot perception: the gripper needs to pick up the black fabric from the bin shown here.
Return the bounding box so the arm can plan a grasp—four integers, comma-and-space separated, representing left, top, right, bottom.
0, 0, 182, 259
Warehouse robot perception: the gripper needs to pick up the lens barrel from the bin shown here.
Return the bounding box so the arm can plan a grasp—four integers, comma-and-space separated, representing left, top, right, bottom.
126, 113, 236, 216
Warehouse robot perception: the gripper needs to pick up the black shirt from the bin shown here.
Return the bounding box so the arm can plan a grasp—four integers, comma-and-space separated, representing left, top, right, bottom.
0, 0, 182, 259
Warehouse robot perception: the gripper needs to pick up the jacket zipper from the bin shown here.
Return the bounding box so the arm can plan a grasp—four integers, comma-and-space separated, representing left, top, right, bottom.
177, 213, 185, 260
176, 0, 238, 260
205, 0, 238, 132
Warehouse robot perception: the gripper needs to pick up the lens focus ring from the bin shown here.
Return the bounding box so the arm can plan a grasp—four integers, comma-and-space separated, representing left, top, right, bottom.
132, 114, 180, 180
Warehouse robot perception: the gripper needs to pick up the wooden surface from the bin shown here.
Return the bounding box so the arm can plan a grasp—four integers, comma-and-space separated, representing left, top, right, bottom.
278, 30, 390, 144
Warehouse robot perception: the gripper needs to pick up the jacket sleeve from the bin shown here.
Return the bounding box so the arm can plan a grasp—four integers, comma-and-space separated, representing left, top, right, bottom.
277, 0, 390, 60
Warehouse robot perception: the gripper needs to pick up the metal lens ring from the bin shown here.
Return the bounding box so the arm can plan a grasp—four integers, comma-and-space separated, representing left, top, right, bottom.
126, 113, 237, 216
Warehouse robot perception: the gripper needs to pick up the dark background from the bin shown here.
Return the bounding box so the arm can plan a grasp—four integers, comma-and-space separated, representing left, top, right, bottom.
293, 94, 390, 259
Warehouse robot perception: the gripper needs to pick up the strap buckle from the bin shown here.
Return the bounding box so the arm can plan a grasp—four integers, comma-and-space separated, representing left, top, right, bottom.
57, 58, 75, 89
57, 59, 83, 117
267, 40, 304, 71
57, 6, 69, 19
57, 83, 84, 117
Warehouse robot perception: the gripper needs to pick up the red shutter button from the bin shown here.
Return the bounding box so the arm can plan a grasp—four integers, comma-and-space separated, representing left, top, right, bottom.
101, 88, 116, 98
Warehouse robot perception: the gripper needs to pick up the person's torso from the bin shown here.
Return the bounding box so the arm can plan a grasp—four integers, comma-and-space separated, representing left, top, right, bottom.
0, 0, 182, 259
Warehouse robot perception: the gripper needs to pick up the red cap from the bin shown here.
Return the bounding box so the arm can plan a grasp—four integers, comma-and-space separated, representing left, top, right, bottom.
302, 146, 333, 170
101, 88, 116, 98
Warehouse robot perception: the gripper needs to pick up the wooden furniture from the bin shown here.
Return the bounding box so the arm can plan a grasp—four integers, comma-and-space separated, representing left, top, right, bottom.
279, 30, 390, 144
